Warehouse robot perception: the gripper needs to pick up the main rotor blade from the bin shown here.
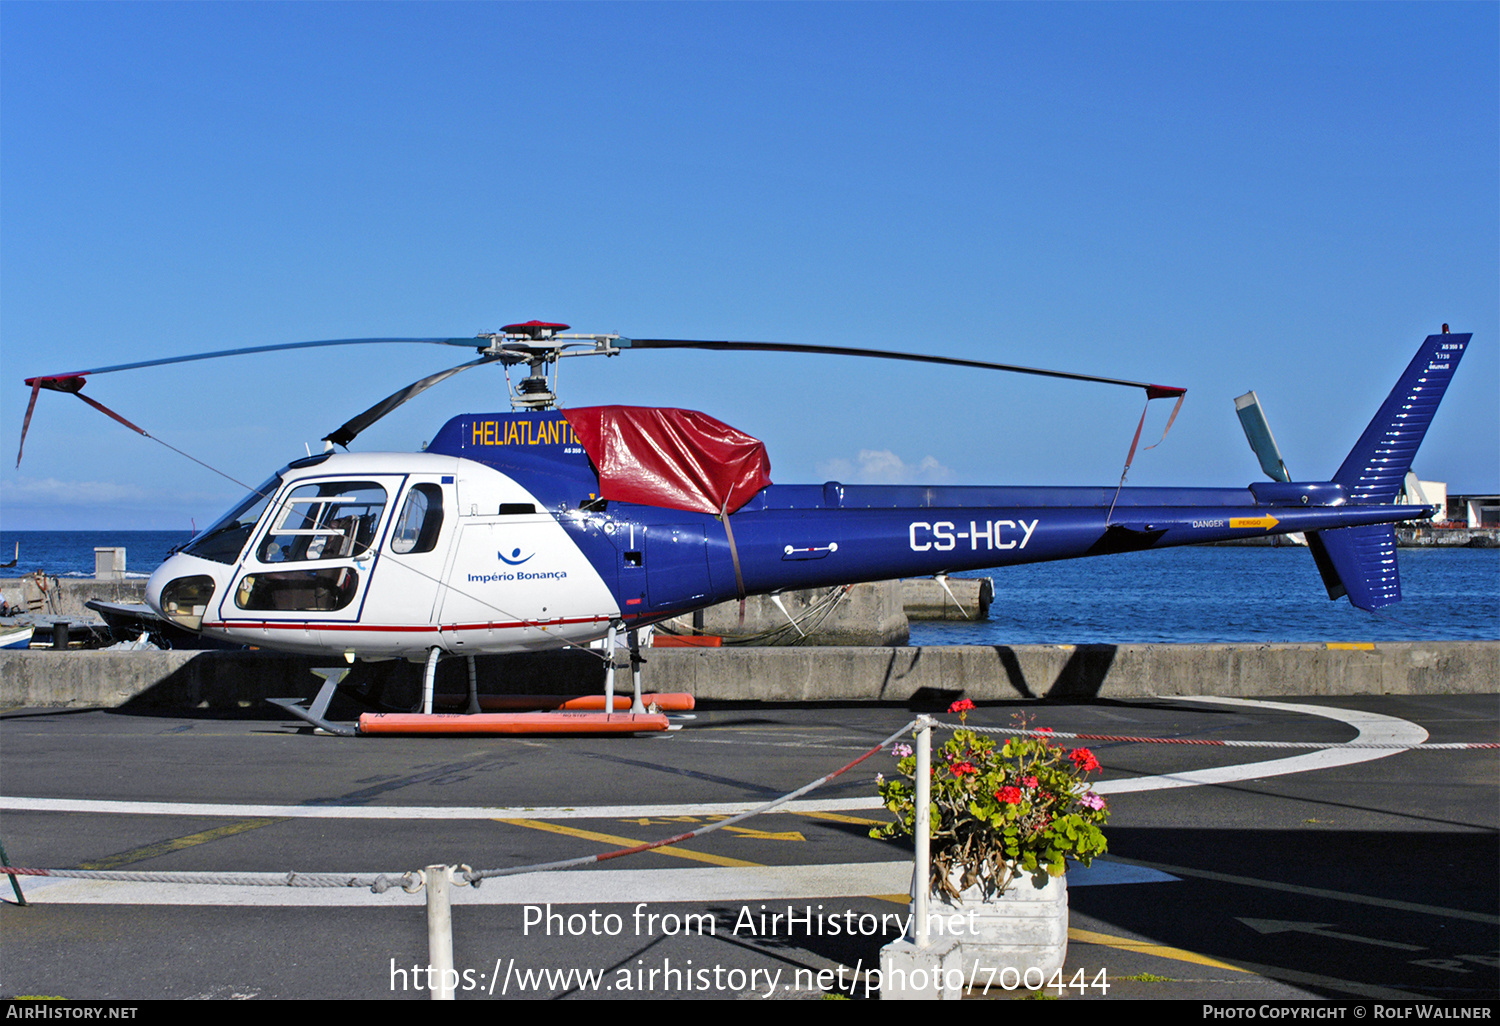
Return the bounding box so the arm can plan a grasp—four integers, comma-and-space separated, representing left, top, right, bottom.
22, 337, 483, 386
620, 338, 1186, 398
324, 354, 504, 448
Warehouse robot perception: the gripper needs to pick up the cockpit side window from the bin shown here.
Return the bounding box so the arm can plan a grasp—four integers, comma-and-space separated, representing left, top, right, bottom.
390, 483, 444, 554
257, 481, 388, 564
182, 475, 282, 565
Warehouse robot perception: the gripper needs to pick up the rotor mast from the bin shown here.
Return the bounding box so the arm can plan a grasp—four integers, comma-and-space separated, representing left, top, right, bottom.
475, 321, 621, 411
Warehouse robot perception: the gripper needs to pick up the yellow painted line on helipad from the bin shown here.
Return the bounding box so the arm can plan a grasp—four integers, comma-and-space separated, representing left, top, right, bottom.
498, 818, 764, 868
79, 819, 280, 870
1068, 927, 1249, 972
722, 826, 805, 841
1325, 642, 1376, 650
802, 810, 885, 827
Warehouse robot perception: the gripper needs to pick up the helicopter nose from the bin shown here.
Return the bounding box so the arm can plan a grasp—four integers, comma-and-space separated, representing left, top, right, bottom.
147, 555, 225, 632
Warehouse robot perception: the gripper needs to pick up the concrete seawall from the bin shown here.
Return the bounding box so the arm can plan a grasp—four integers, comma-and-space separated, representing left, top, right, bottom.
1, 577, 150, 619
3, 642, 1495, 711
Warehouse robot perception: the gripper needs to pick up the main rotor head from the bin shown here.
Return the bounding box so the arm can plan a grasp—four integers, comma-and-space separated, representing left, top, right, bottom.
475, 322, 623, 410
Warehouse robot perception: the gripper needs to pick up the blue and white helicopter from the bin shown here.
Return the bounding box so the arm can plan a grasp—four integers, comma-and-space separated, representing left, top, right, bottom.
18, 324, 1470, 734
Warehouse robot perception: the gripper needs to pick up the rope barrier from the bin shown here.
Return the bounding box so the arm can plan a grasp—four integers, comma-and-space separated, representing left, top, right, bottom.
0, 867, 412, 888
463, 716, 916, 884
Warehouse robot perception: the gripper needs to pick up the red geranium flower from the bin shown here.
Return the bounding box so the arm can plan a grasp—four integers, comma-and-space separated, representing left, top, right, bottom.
1069, 747, 1101, 772
948, 699, 975, 714
996, 786, 1023, 804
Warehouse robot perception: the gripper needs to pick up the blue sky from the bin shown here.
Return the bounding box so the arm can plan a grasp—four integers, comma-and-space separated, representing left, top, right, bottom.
3, 2, 1496, 530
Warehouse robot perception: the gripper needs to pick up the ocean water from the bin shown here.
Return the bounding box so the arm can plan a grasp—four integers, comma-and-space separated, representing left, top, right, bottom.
909, 544, 1498, 645
2, 530, 1494, 644
0, 531, 193, 580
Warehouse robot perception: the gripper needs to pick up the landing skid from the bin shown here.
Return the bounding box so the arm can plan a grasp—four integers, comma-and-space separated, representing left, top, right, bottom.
267, 667, 358, 737
268, 627, 688, 736
357, 710, 672, 735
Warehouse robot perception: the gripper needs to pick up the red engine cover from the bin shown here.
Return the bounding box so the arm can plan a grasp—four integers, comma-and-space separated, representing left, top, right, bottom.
565, 406, 772, 515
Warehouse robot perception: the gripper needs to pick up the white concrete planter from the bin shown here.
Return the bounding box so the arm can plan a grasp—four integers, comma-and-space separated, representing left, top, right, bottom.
921, 865, 1069, 979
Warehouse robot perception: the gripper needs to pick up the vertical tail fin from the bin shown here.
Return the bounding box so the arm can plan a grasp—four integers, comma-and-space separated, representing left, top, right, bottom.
1308, 331, 1469, 611
1333, 332, 1470, 502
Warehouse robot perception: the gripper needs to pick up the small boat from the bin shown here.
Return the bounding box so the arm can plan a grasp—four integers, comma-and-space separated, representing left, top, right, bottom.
0, 625, 34, 650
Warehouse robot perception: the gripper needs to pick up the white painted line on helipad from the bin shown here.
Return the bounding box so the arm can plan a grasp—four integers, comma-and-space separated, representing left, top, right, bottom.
1092, 696, 1428, 794
0, 697, 1428, 818
0, 795, 887, 819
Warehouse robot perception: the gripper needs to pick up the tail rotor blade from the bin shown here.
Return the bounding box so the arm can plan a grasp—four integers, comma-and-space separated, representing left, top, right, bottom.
1234, 390, 1291, 483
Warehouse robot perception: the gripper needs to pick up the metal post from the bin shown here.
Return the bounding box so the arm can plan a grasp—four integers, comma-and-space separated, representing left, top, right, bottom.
914, 714, 933, 949
426, 865, 455, 1000
1, 838, 25, 906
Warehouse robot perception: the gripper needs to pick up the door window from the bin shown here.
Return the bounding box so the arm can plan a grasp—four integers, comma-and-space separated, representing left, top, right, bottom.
390, 483, 444, 554
234, 567, 360, 611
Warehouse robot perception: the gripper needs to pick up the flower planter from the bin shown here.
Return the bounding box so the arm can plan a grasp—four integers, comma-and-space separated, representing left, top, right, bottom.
874, 708, 1105, 993
918, 866, 1068, 978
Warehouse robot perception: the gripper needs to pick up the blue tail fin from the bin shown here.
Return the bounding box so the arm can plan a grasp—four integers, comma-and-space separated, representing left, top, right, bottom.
1333, 332, 1470, 502
1310, 332, 1469, 611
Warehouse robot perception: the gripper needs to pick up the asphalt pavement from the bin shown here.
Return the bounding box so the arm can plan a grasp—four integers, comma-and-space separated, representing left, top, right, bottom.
1, 693, 1495, 1002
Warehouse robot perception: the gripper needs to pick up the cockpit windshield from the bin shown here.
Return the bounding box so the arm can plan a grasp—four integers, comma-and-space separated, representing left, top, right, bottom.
181, 474, 282, 565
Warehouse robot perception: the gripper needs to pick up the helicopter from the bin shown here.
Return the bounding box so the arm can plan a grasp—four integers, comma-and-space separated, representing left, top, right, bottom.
17, 323, 1470, 734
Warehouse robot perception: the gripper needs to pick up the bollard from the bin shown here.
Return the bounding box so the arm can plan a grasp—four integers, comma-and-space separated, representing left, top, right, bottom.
426, 864, 455, 1000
